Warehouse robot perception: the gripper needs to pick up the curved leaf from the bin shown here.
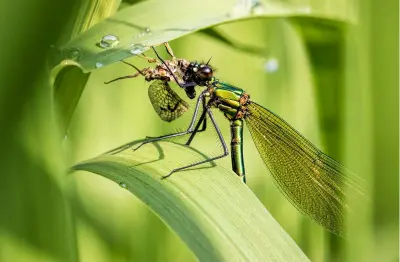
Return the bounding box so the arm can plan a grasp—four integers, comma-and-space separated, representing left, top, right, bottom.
57, 0, 356, 72
52, 60, 89, 133
71, 140, 309, 261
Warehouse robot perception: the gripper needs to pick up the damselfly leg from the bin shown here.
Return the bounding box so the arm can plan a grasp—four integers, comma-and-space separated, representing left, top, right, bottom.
132, 92, 229, 179
161, 107, 229, 179
132, 90, 208, 151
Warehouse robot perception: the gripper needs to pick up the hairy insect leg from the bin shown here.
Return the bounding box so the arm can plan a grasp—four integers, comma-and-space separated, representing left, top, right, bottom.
104, 60, 149, 84
149, 42, 175, 58
133, 92, 207, 151
138, 53, 158, 64
162, 108, 229, 179
144, 112, 207, 141
120, 60, 147, 74
198, 97, 207, 132
150, 46, 187, 88
185, 98, 208, 146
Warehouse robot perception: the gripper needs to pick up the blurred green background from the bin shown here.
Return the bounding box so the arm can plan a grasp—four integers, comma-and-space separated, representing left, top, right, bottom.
0, 0, 398, 261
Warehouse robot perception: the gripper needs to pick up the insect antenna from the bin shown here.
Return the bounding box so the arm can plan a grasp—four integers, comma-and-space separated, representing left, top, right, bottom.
104, 60, 145, 84
121, 60, 145, 75
151, 46, 183, 87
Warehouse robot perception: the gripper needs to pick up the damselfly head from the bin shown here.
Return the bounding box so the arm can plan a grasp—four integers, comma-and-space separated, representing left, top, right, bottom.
198, 65, 213, 79
185, 61, 214, 86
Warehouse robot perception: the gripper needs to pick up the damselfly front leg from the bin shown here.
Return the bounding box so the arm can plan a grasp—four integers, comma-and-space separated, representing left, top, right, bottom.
132, 90, 209, 151
161, 107, 229, 179
142, 93, 208, 139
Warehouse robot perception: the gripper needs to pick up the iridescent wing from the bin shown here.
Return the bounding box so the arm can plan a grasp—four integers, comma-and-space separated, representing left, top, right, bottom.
148, 80, 189, 122
245, 102, 363, 236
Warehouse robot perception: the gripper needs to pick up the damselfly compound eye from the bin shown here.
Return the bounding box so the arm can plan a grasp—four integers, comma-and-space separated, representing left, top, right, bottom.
197, 66, 213, 80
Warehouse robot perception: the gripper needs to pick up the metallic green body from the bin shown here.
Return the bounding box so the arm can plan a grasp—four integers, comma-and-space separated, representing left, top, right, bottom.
213, 81, 245, 120
211, 80, 246, 182
230, 119, 246, 183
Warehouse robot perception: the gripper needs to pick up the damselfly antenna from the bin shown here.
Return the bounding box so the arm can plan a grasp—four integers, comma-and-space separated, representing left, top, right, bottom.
206, 57, 212, 65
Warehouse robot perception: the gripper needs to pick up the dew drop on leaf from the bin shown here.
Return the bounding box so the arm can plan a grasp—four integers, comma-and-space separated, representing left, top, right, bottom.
130, 44, 146, 55
229, 0, 264, 17
99, 34, 120, 49
250, 0, 265, 14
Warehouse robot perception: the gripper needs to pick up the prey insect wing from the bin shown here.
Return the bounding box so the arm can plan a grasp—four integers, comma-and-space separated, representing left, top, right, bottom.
148, 80, 189, 122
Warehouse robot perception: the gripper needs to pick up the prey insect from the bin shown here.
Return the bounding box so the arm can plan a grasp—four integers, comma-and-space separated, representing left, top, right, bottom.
105, 45, 194, 122
106, 43, 362, 236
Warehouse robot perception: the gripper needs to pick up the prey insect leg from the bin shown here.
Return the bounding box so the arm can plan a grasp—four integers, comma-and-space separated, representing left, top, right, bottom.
104, 61, 149, 84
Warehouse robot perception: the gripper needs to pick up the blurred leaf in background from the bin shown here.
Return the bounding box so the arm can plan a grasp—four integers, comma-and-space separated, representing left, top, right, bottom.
0, 0, 79, 261
0, 0, 397, 261
66, 0, 398, 261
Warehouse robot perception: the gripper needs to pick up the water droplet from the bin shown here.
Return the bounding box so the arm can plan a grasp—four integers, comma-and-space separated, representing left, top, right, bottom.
264, 58, 279, 73
63, 134, 68, 140
134, 28, 152, 39
119, 182, 127, 189
130, 44, 145, 55
95, 62, 103, 68
99, 34, 120, 49
229, 0, 264, 17
250, 0, 265, 14
63, 47, 82, 61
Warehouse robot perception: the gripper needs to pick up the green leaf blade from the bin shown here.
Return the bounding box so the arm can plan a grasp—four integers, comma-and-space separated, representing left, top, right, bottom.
72, 140, 309, 261
59, 0, 356, 72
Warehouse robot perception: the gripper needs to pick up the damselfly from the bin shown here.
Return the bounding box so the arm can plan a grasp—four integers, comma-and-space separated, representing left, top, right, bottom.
106, 43, 363, 236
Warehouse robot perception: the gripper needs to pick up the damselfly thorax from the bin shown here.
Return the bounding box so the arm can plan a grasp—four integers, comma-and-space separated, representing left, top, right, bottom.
207, 80, 251, 121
